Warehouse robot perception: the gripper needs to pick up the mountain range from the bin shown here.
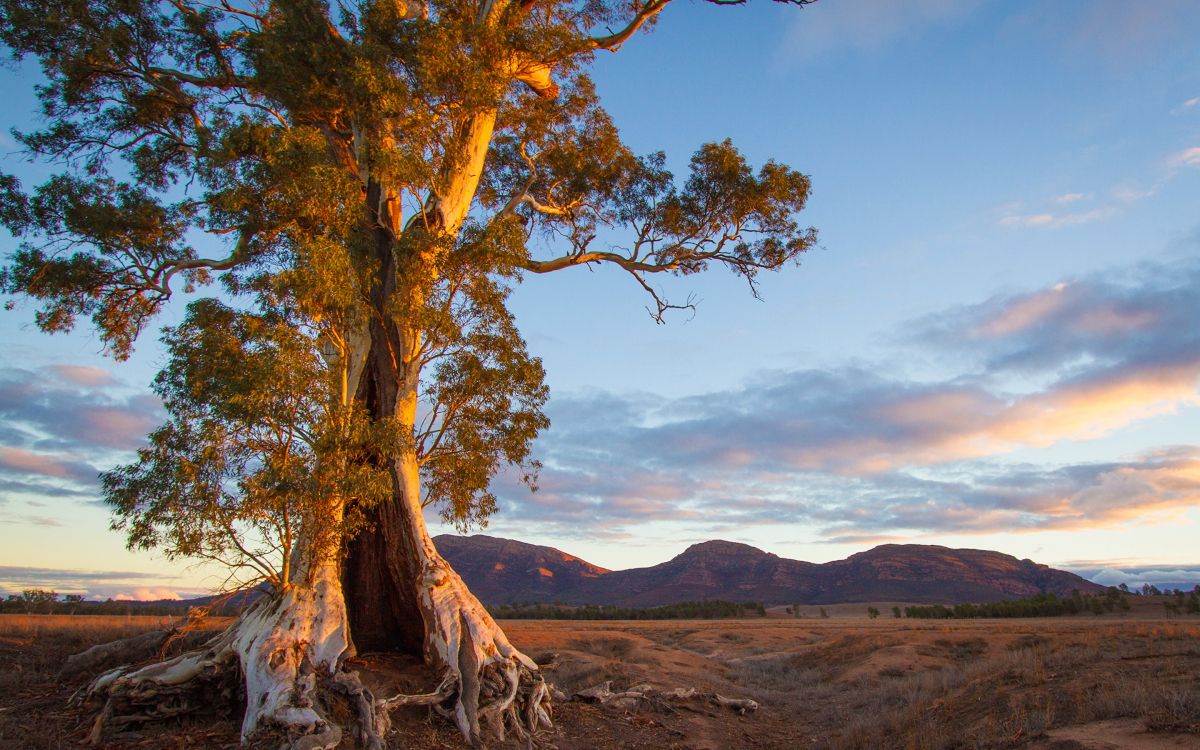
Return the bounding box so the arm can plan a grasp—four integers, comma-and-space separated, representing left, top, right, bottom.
433, 534, 1104, 607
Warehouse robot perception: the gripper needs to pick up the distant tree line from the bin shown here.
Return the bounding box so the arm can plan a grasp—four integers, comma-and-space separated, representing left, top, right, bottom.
902, 588, 1139, 619
0, 590, 83, 614
1163, 588, 1200, 616
489, 600, 767, 620
0, 589, 242, 616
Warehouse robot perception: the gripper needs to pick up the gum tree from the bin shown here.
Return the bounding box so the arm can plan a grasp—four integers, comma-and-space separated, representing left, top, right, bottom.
0, 0, 817, 745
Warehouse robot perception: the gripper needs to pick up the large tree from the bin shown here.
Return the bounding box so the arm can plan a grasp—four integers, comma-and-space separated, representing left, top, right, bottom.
0, 0, 817, 746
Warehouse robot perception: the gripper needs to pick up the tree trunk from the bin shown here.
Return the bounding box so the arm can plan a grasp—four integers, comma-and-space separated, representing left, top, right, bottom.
339, 149, 551, 743
343, 499, 428, 654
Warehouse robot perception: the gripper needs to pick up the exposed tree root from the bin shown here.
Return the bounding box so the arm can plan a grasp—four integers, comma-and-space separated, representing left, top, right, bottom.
82, 564, 390, 749
59, 625, 216, 681
377, 559, 554, 748
76, 561, 554, 749
572, 680, 759, 715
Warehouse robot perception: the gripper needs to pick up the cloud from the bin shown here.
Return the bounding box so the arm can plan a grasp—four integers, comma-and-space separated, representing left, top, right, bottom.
1000, 206, 1117, 229
1169, 147, 1200, 168
0, 366, 161, 451
1054, 193, 1087, 205
0, 477, 95, 498
920, 261, 1198, 376
47, 364, 117, 387
0, 447, 100, 483
0, 365, 162, 500
2, 515, 66, 527
108, 588, 183, 601
489, 258, 1200, 541
1184, 97, 1200, 109
1087, 567, 1200, 590
0, 565, 206, 600
1112, 185, 1157, 203
1029, 0, 1200, 65
777, 0, 982, 62
816, 447, 1200, 537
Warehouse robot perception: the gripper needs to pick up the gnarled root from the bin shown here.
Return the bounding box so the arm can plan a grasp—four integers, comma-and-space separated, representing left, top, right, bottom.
83, 566, 385, 749
379, 563, 553, 748
84, 625, 242, 742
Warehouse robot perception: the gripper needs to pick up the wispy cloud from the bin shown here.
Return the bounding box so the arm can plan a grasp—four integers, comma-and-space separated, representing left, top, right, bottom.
1000, 206, 1117, 229
1169, 146, 1200, 168
47, 365, 117, 387
777, 0, 982, 62
1024, 0, 1200, 66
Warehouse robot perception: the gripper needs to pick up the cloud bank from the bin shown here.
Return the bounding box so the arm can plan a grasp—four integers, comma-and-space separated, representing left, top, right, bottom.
488, 259, 1200, 543
0, 565, 206, 600
0, 365, 162, 527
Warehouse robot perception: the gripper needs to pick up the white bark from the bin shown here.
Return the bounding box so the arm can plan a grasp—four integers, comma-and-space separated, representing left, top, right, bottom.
86, 558, 384, 749
375, 453, 553, 746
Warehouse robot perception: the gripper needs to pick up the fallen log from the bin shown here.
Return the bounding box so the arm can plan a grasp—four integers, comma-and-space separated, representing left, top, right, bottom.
59, 629, 216, 681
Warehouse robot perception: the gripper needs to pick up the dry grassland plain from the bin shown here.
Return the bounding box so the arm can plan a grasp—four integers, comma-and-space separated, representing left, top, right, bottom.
1, 605, 1198, 749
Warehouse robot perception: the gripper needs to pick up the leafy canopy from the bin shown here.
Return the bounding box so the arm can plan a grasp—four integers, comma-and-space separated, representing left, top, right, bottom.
0, 0, 818, 574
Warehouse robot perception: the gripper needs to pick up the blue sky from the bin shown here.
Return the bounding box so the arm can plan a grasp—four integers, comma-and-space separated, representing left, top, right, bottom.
3, 0, 1200, 598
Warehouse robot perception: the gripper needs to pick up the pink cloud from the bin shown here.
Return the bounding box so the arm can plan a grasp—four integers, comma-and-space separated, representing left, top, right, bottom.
0, 447, 97, 482
819, 360, 1200, 474
75, 406, 158, 447
974, 283, 1071, 336
1169, 147, 1200, 168
49, 365, 116, 387
108, 588, 183, 601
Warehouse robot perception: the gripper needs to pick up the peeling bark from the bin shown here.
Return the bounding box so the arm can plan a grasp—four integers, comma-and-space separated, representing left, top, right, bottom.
85, 558, 390, 749
362, 449, 552, 746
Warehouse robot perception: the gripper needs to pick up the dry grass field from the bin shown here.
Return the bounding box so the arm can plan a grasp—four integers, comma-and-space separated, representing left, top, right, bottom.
1, 607, 1198, 749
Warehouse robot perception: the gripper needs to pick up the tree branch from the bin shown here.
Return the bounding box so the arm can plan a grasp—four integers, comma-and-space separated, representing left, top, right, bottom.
586, 0, 672, 52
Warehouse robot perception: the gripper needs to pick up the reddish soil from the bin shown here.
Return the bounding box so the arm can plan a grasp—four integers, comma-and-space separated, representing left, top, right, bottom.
2, 610, 1198, 749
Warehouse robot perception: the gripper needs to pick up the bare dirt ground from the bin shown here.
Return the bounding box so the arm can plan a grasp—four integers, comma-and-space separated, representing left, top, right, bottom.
2, 607, 1198, 749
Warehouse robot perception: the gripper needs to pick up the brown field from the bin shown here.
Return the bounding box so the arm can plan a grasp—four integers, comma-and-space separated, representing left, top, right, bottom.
2, 607, 1198, 750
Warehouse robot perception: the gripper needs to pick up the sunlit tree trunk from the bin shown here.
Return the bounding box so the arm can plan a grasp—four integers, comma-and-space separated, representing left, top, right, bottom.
341, 111, 551, 743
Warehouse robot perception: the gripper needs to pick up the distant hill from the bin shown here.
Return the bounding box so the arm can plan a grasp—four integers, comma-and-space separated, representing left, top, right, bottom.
433, 534, 1104, 607
433, 534, 610, 605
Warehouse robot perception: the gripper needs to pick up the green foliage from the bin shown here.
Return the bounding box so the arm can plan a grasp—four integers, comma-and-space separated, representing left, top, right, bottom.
3, 589, 60, 614
104, 300, 391, 589
866, 606, 880, 619
489, 599, 767, 620
415, 227, 549, 528
0, 0, 818, 579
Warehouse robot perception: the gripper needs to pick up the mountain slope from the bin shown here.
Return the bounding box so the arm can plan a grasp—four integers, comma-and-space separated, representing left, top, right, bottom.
433, 534, 609, 605
433, 534, 1103, 607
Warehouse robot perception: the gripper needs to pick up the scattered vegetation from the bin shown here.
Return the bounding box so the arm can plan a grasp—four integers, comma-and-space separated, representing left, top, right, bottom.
904, 588, 1135, 619
491, 600, 767, 620
724, 620, 1200, 750
3, 612, 1199, 749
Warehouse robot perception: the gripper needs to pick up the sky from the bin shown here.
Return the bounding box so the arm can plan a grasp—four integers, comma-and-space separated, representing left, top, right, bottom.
3, 0, 1200, 599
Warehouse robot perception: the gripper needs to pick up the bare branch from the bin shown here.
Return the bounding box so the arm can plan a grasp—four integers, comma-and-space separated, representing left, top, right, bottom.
586, 0, 672, 53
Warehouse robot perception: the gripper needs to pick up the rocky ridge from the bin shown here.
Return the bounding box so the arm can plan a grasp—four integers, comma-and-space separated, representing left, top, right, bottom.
433, 534, 1105, 607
